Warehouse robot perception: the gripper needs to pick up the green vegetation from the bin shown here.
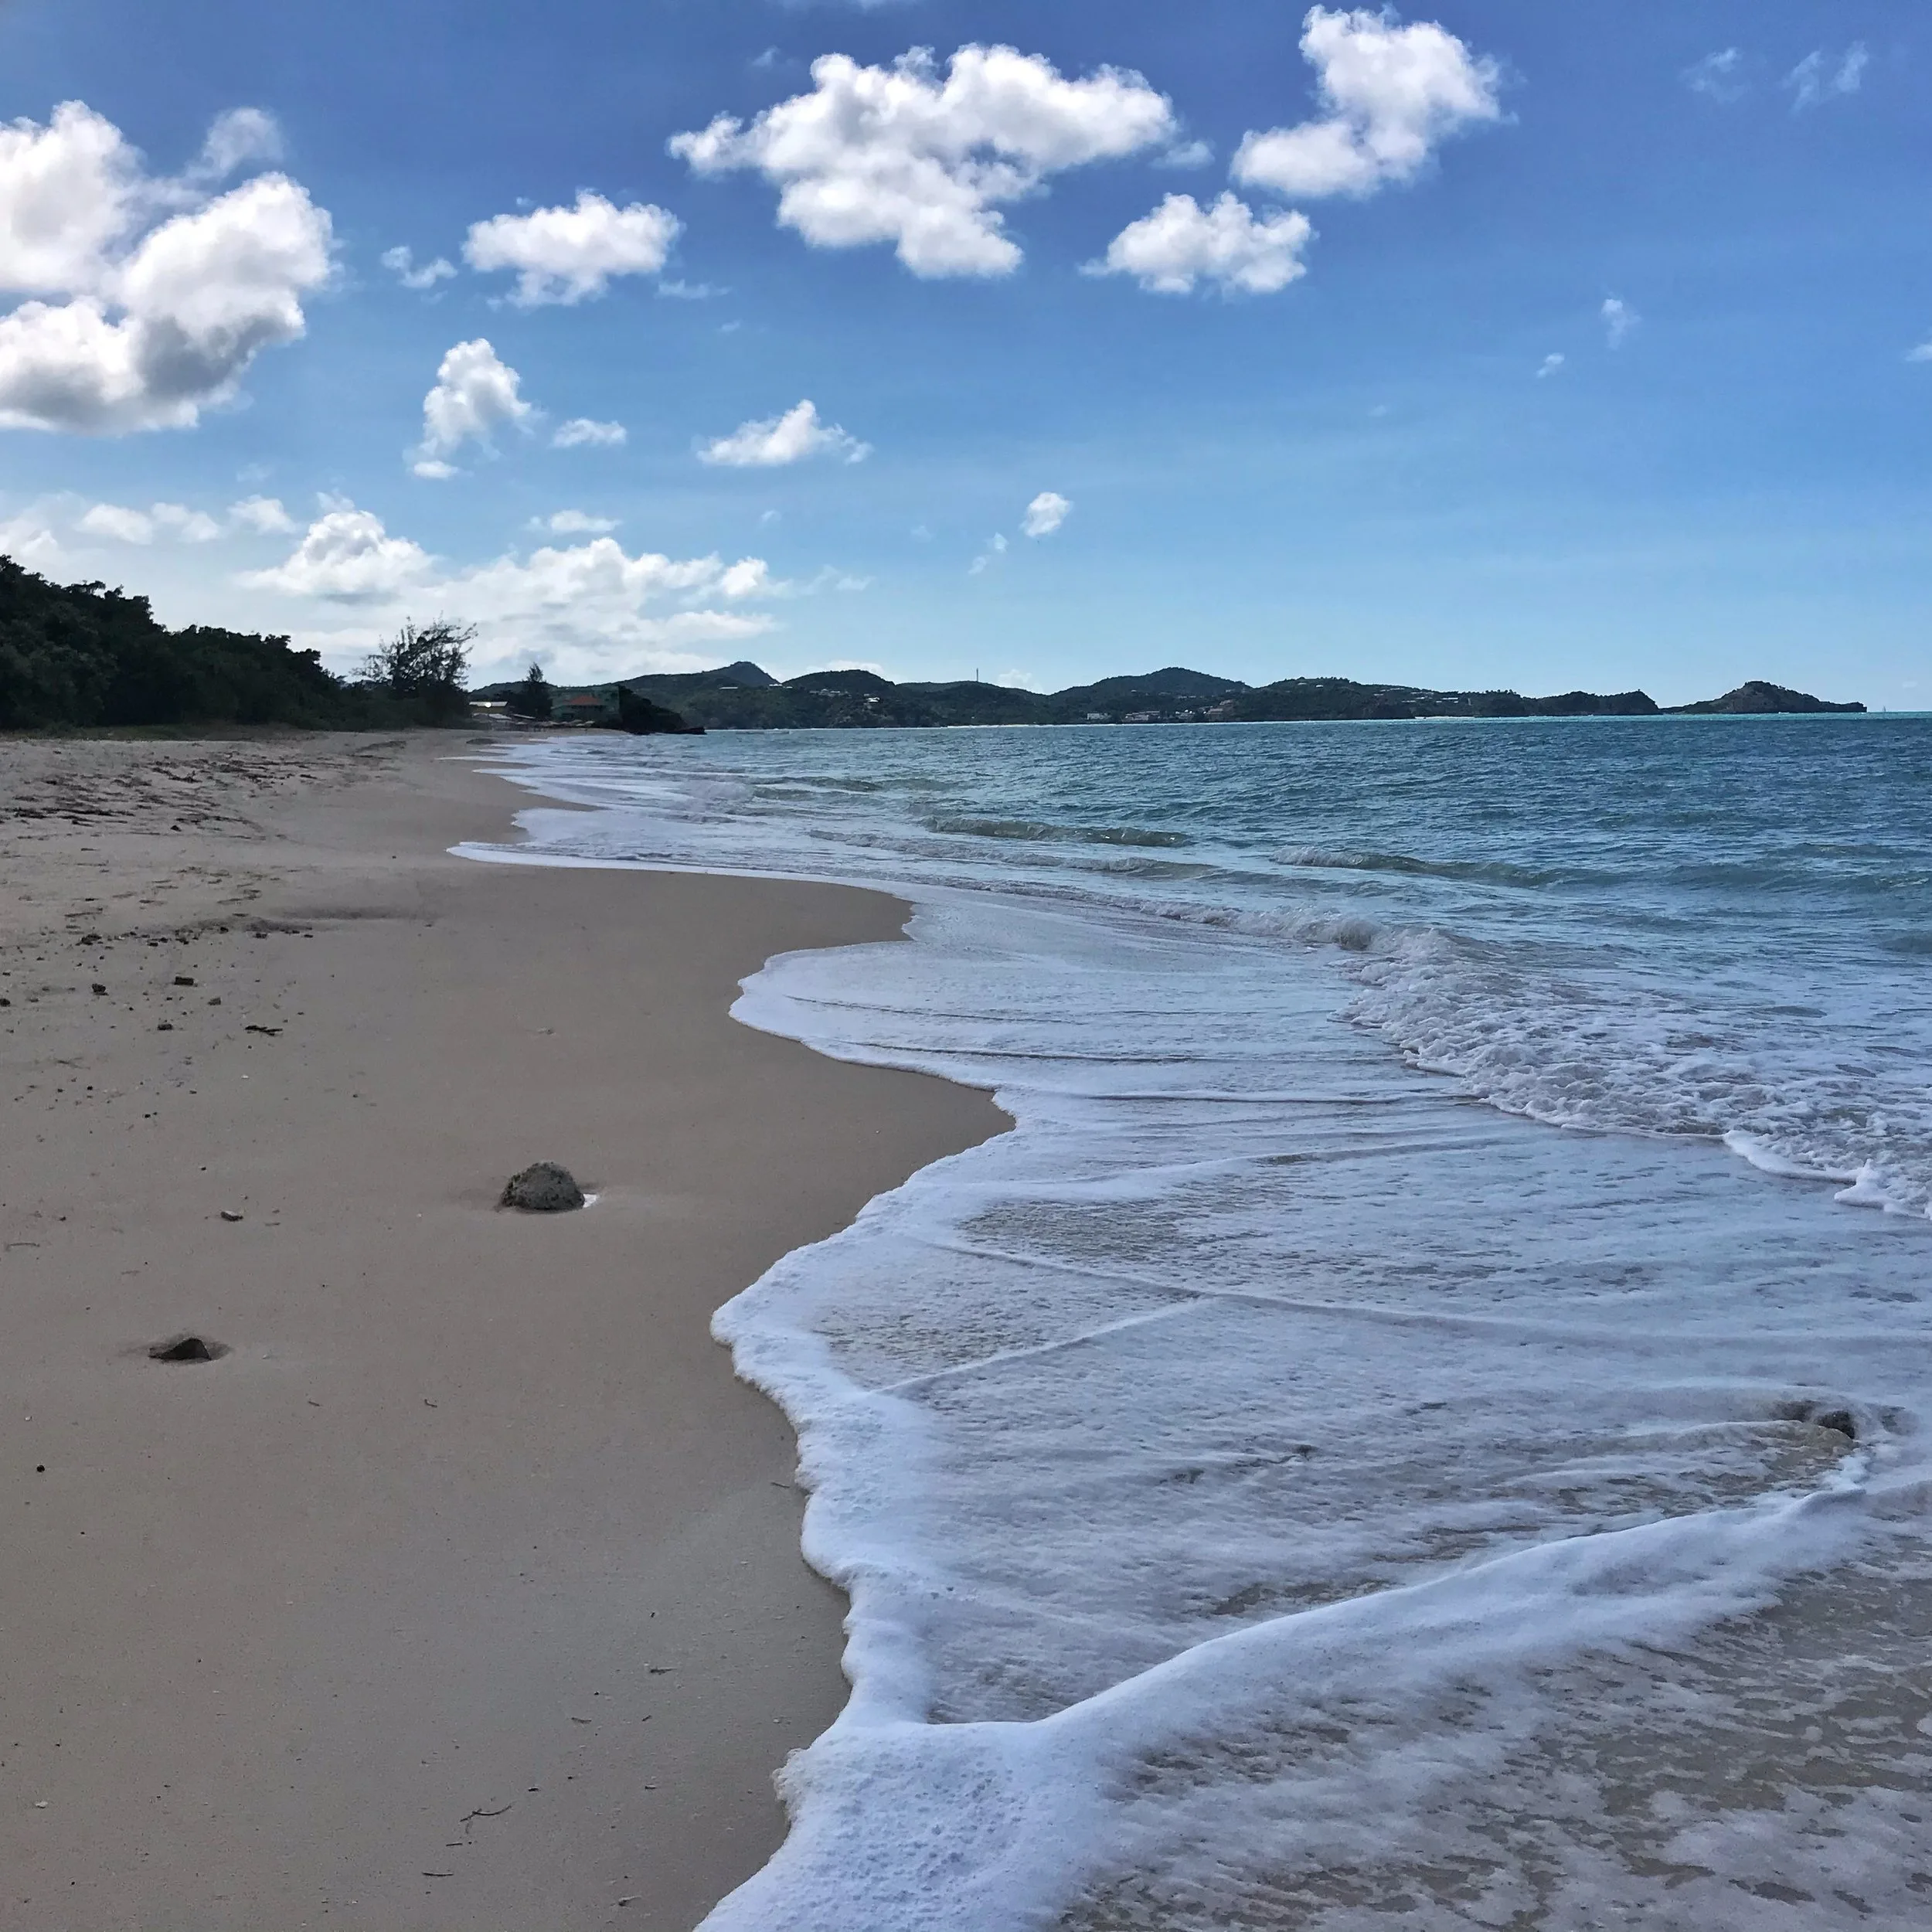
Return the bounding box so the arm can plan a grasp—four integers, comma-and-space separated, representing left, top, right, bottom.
504, 665, 553, 721
479, 661, 1865, 731
0, 557, 479, 732
357, 619, 475, 723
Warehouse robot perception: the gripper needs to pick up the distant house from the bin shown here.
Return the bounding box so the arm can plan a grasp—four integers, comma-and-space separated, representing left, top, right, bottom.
558, 694, 608, 724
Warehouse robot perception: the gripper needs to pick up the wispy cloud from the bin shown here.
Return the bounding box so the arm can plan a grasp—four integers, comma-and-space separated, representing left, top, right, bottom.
1787, 43, 1868, 111
1601, 297, 1639, 349
1683, 49, 1747, 104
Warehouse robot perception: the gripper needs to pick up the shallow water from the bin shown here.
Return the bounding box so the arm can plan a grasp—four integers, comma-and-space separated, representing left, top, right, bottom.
464, 718, 1932, 1929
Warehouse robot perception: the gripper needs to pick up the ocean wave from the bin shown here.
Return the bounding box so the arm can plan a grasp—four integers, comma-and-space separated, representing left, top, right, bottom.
930, 816, 1191, 849
468, 729, 1932, 1927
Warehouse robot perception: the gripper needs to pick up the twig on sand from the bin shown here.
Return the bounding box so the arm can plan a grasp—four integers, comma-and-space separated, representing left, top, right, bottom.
458, 1803, 512, 1838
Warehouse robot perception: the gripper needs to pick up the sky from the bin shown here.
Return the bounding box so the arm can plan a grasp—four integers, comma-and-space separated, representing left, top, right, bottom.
0, 1, 1925, 705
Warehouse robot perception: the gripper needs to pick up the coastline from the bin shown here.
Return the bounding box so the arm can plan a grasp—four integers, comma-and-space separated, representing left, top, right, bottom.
0, 732, 1005, 1931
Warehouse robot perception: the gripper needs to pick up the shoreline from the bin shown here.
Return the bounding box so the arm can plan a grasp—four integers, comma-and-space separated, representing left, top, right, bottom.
0, 732, 1005, 1930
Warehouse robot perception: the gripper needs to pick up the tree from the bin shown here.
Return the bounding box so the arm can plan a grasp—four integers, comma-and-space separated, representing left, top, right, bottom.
616, 682, 700, 734
359, 617, 475, 719
505, 663, 553, 720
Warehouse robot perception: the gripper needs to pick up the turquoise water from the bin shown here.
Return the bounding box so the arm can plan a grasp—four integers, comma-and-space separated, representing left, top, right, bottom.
471, 717, 1932, 1932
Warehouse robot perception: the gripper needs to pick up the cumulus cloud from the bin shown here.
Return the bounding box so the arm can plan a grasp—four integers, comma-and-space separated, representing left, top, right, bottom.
699, 398, 869, 467
1683, 49, 1747, 104
229, 492, 295, 533
243, 502, 434, 601
1155, 139, 1215, 171
77, 502, 158, 543
464, 191, 681, 305
413, 337, 532, 474
1022, 490, 1072, 538
245, 501, 784, 682
1601, 296, 1638, 347
1092, 192, 1313, 294
1787, 45, 1869, 111
74, 493, 295, 543
537, 509, 618, 534
670, 44, 1175, 277
381, 244, 456, 291
1233, 6, 1502, 200
1906, 340, 1932, 365
553, 416, 626, 448
0, 101, 332, 434
77, 499, 223, 543
0, 510, 61, 568
1536, 352, 1565, 379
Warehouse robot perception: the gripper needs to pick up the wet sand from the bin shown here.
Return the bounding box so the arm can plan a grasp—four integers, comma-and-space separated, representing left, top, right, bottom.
0, 733, 1003, 1930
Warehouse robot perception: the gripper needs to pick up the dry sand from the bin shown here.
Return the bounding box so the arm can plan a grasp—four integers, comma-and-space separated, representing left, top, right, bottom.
0, 732, 1004, 1930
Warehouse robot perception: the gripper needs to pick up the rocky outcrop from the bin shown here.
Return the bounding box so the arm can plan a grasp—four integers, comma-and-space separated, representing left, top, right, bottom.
1666, 681, 1866, 716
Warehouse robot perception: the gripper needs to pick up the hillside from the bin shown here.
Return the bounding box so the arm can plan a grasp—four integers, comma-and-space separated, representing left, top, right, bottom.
486, 663, 1866, 731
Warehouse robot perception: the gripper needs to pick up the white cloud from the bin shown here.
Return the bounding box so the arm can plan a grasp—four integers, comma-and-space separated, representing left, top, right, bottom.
699, 398, 869, 467
1601, 296, 1638, 347
78, 501, 155, 543
1536, 352, 1564, 379
413, 337, 533, 473
670, 44, 1175, 277
1787, 44, 1869, 111
153, 502, 222, 541
1022, 490, 1072, 538
229, 492, 295, 533
77, 499, 226, 543
245, 501, 786, 682
242, 502, 433, 601
0, 100, 144, 296
1155, 139, 1215, 170
1906, 340, 1932, 365
0, 511, 61, 568
464, 191, 681, 305
537, 509, 618, 534
1233, 6, 1503, 200
0, 103, 332, 434
193, 108, 283, 181
410, 457, 459, 481
657, 278, 725, 300
969, 530, 1009, 575
381, 244, 456, 291
553, 416, 626, 448
1683, 49, 1747, 104
1092, 192, 1313, 295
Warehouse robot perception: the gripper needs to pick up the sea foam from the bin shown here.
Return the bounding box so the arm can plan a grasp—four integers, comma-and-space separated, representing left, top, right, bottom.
461, 720, 1932, 1927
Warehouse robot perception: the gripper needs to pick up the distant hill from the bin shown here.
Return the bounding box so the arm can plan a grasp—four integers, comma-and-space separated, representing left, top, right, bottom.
1665, 681, 1865, 716
488, 663, 1864, 732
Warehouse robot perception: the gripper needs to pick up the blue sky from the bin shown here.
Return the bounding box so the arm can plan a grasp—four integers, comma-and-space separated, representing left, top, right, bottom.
0, 1, 1924, 703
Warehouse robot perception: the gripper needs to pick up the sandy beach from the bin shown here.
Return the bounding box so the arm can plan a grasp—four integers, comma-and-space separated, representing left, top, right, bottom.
0, 733, 1004, 1931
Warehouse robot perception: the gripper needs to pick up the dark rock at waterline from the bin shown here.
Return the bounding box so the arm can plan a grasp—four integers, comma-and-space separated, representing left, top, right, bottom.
501, 1162, 587, 1212
149, 1333, 228, 1363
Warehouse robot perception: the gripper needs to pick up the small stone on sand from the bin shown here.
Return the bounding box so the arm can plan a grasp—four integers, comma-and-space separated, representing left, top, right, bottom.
148, 1334, 227, 1363
501, 1162, 587, 1213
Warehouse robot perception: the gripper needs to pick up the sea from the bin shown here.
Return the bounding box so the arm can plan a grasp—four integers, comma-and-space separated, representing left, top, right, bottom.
462, 715, 1932, 1932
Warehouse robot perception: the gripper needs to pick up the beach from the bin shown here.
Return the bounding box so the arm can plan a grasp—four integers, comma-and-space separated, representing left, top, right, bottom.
0, 733, 1005, 1931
